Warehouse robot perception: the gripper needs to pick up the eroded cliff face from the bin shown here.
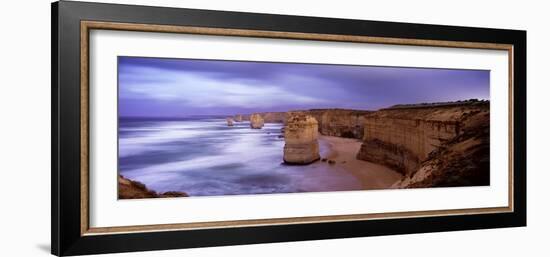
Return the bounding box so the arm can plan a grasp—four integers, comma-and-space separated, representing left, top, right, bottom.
308, 109, 370, 139
261, 112, 287, 123
356, 102, 489, 187
392, 107, 490, 188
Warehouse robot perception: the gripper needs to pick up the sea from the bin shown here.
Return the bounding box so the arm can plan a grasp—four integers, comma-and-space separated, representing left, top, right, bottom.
118, 116, 362, 197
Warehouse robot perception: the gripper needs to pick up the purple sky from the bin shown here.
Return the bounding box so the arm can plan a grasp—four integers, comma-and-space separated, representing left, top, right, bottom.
118, 56, 489, 117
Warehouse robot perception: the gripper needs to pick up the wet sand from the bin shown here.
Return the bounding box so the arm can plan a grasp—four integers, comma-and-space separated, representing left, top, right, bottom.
318, 135, 403, 189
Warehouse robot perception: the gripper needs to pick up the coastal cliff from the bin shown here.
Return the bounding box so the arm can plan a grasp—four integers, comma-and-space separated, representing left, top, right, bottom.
234, 100, 489, 188
118, 175, 188, 199
356, 101, 490, 187
307, 109, 371, 139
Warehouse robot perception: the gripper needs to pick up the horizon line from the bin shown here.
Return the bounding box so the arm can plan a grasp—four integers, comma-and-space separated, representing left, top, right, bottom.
118, 99, 489, 119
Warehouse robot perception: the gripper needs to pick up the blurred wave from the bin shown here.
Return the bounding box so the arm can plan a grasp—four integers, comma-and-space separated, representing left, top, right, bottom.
118, 117, 361, 196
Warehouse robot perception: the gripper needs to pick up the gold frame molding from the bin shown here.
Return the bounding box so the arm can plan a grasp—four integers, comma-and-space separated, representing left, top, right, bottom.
80, 20, 514, 236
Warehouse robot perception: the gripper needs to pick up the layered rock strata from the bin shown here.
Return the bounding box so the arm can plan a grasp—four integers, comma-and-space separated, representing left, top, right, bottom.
356, 101, 490, 187
250, 113, 264, 129
306, 109, 371, 139
283, 114, 320, 164
392, 106, 490, 188
118, 175, 188, 199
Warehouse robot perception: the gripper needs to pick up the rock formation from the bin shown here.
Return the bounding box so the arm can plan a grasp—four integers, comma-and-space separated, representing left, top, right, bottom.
356, 101, 490, 187
392, 105, 490, 188
237, 112, 286, 123
250, 113, 264, 129
261, 112, 287, 123
305, 109, 370, 139
226, 117, 234, 126
239, 114, 251, 121
240, 109, 369, 139
236, 100, 488, 187
283, 113, 320, 164
233, 114, 243, 122
118, 175, 188, 199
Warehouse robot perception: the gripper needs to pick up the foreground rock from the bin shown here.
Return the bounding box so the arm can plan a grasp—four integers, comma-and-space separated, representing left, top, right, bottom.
356, 100, 490, 187
226, 117, 234, 126
283, 113, 320, 164
118, 175, 188, 199
250, 113, 264, 129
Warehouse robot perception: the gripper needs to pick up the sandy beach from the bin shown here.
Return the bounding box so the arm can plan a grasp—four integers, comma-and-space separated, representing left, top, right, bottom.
318, 135, 403, 189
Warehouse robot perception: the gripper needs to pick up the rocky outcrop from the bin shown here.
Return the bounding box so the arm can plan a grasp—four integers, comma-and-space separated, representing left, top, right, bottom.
356, 101, 489, 187
118, 175, 188, 199
226, 117, 234, 126
283, 113, 320, 164
233, 114, 243, 122
250, 113, 264, 129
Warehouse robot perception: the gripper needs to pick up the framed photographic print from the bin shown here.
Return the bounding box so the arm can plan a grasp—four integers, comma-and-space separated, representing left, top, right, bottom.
51, 1, 526, 256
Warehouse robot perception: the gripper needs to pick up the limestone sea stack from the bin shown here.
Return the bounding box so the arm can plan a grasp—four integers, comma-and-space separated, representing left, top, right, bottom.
226, 117, 234, 126
233, 114, 243, 122
283, 113, 320, 164
250, 113, 264, 129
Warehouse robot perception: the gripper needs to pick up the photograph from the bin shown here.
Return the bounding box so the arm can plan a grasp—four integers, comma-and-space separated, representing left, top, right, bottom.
44, 1, 530, 256
117, 56, 491, 199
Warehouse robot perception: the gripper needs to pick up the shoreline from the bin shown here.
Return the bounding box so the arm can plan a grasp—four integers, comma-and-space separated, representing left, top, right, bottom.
318, 135, 403, 189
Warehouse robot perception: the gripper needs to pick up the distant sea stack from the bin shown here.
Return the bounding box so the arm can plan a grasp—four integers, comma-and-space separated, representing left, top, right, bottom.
233, 114, 243, 122
226, 117, 234, 126
250, 113, 264, 129
283, 113, 320, 164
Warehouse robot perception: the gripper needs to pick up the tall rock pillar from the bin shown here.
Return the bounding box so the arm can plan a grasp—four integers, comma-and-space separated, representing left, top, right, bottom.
283, 114, 320, 164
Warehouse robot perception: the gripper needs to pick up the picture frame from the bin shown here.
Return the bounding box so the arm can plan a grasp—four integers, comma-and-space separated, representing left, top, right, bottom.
51, 1, 526, 256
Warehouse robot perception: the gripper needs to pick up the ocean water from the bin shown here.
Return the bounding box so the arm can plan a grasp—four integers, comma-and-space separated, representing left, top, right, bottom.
119, 117, 362, 197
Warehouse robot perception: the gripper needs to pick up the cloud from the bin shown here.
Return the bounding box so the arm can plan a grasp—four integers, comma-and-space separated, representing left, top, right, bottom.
119, 66, 328, 108
118, 56, 490, 116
